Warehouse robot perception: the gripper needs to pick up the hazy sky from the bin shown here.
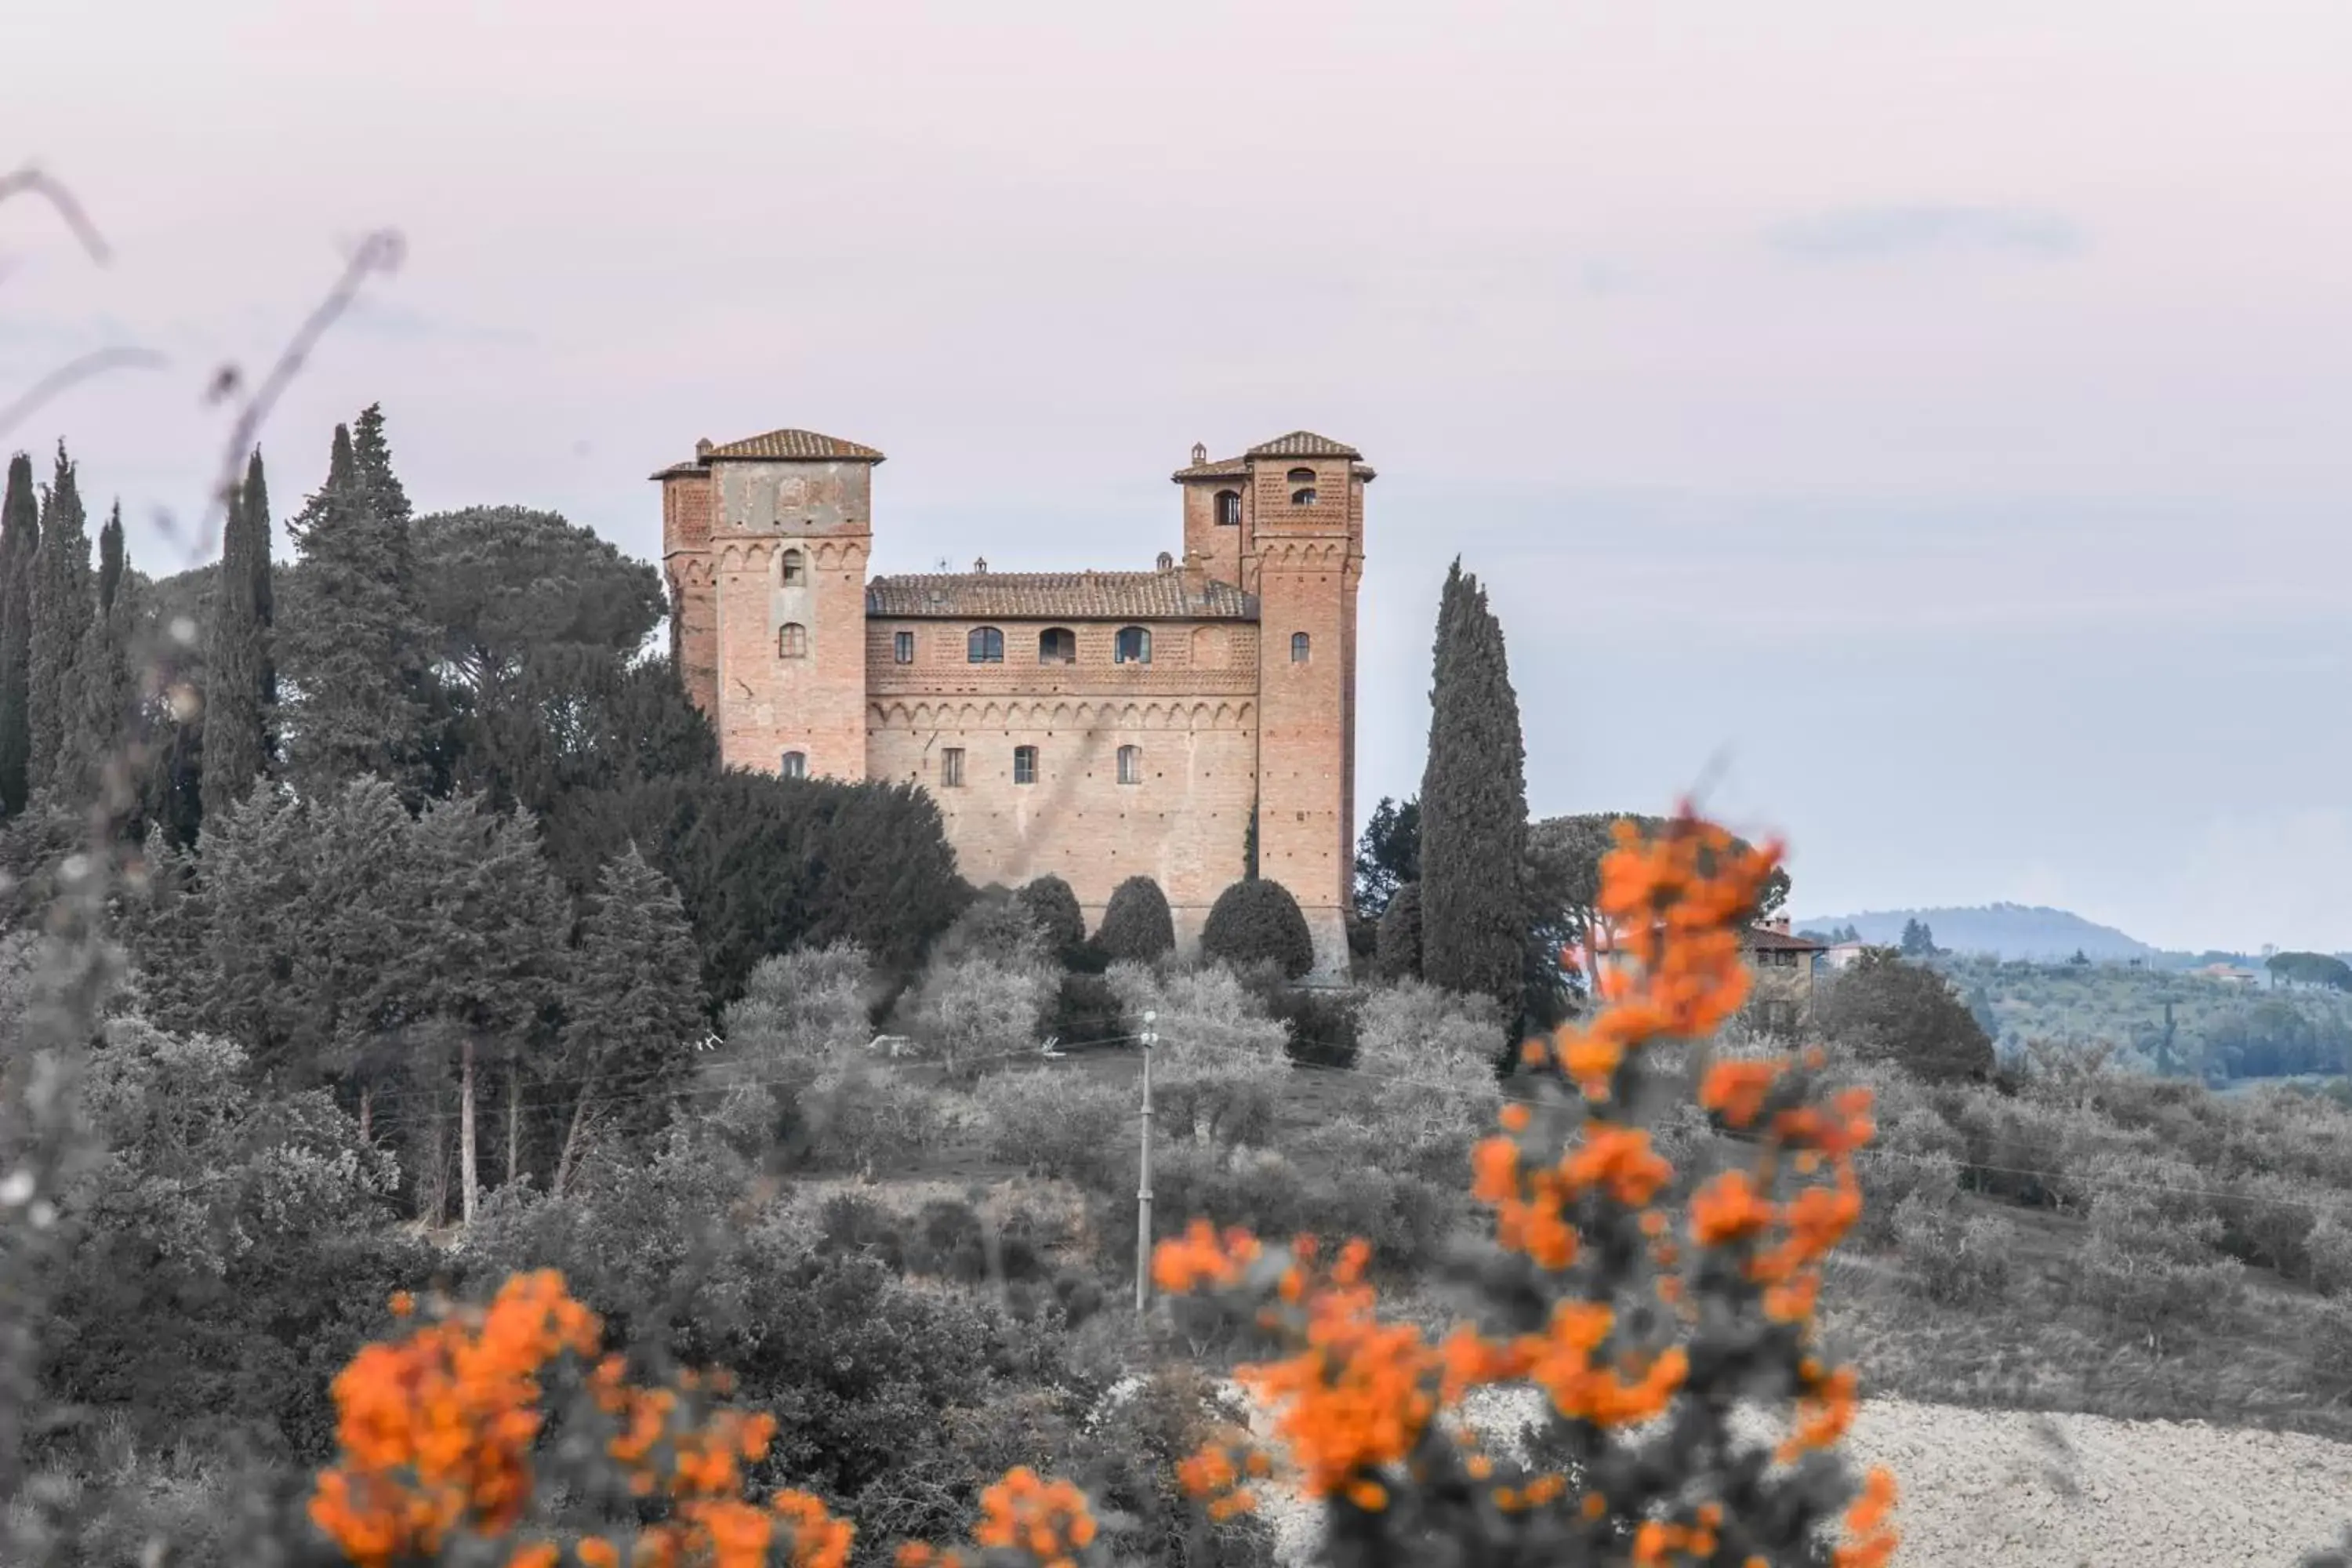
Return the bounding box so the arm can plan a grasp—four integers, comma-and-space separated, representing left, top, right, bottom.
6, 2, 2350, 951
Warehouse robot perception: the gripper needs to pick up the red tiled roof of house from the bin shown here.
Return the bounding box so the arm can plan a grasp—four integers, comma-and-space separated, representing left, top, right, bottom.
865, 570, 1255, 621
704, 428, 886, 463
1744, 925, 1828, 952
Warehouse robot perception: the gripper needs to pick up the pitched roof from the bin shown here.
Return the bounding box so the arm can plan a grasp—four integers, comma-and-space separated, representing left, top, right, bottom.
648, 459, 706, 481
1247, 430, 1361, 459
866, 571, 1255, 621
1744, 925, 1827, 953
703, 428, 885, 463
1171, 454, 1249, 481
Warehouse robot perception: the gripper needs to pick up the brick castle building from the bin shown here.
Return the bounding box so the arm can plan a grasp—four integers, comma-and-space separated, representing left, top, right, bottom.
655, 426, 1369, 974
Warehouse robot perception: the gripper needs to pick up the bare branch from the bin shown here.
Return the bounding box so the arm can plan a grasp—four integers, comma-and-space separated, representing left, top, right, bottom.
0, 346, 169, 441
0, 165, 111, 264
192, 227, 405, 560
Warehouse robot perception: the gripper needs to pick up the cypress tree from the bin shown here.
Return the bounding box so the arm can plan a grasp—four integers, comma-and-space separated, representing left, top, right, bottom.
26, 444, 93, 793
281, 414, 430, 793
1417, 559, 1528, 1012
201, 448, 277, 820
1094, 874, 1176, 964
555, 844, 704, 1197
59, 503, 136, 806
0, 453, 38, 815
1200, 877, 1316, 979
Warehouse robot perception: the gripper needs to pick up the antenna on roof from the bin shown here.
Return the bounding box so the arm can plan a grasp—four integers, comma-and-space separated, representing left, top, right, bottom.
935, 556, 952, 572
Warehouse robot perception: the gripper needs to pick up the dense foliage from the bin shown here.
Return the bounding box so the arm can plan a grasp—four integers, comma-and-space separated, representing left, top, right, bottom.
1094, 875, 1175, 964
1199, 878, 1314, 980
1417, 560, 1526, 1012
1817, 948, 1994, 1083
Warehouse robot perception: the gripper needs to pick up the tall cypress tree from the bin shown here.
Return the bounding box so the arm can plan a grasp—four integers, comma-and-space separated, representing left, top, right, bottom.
59, 503, 136, 805
26, 444, 93, 793
201, 449, 277, 820
281, 413, 430, 793
1417, 558, 1528, 1013
0, 453, 38, 815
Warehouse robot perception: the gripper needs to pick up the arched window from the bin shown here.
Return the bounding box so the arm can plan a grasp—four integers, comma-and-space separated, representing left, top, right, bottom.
1038, 626, 1076, 664
1116, 745, 1142, 786
967, 626, 1004, 663
1290, 631, 1310, 663
1214, 490, 1241, 527
1114, 626, 1152, 665
781, 548, 804, 585
779, 750, 807, 780
777, 622, 808, 658
1013, 745, 1038, 786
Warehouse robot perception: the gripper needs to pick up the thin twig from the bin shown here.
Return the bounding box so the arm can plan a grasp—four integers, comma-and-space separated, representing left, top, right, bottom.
191, 228, 405, 561
0, 165, 111, 263
0, 347, 169, 441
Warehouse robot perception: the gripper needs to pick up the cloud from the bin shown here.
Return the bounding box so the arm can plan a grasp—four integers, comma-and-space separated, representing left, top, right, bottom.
1768, 205, 2084, 263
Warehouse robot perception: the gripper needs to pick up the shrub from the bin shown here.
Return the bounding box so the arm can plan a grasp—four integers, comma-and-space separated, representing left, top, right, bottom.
1094, 875, 1175, 963
1851, 1145, 1962, 1248
1111, 964, 1290, 1147
1355, 981, 1504, 1181
1200, 877, 1315, 978
901, 950, 1054, 1073
797, 1053, 967, 1171
1890, 1193, 2011, 1304
1818, 947, 1994, 1083
2214, 1170, 2316, 1277
1016, 875, 1087, 960
2310, 1208, 2352, 1294
1374, 880, 1423, 980
931, 884, 1051, 970
977, 1067, 1132, 1187
1261, 983, 1360, 1068
1048, 971, 1127, 1049
722, 941, 876, 1058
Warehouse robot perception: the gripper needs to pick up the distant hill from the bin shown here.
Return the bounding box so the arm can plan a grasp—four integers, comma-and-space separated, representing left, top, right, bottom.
1794, 903, 2156, 963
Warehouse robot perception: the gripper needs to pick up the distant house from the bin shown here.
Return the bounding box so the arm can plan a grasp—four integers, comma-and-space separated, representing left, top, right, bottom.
2194, 963, 2262, 986
1743, 920, 1827, 1036
1821, 942, 1871, 973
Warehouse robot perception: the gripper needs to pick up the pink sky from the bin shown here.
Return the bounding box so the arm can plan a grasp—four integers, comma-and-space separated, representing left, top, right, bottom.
7, 2, 2352, 949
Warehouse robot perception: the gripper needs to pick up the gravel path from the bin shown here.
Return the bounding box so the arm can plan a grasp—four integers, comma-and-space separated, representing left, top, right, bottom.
1233, 1388, 2352, 1566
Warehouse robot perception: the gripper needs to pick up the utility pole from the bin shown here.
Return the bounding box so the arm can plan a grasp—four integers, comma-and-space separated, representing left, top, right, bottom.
1135, 1010, 1156, 1314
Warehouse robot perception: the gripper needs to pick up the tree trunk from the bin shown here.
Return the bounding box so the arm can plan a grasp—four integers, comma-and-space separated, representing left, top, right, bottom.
459, 1035, 478, 1227
554, 1073, 597, 1202
505, 1060, 521, 1188
358, 1083, 372, 1145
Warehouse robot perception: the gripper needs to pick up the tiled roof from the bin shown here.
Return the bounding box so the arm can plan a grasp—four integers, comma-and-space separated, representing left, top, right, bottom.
1745, 926, 1827, 952
866, 571, 1255, 621
1171, 454, 1249, 481
648, 459, 706, 481
1247, 430, 1361, 459
704, 428, 885, 463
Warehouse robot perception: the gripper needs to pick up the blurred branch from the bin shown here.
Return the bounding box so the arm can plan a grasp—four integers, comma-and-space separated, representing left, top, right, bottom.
0, 347, 169, 442
187, 228, 405, 561
0, 165, 111, 264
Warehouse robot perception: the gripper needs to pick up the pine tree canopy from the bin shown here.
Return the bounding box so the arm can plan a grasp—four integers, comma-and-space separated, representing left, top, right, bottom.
58, 504, 137, 805
1417, 558, 1529, 1012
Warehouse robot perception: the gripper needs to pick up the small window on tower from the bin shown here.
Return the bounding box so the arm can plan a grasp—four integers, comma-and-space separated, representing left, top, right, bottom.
781, 548, 804, 585
778, 622, 808, 659
894, 630, 914, 664
1287, 467, 1316, 506
1014, 746, 1037, 786
967, 626, 1004, 664
779, 750, 807, 780
1291, 631, 1310, 663
1039, 626, 1077, 664
1214, 490, 1241, 527
1114, 626, 1152, 664
1117, 745, 1142, 786
941, 747, 966, 787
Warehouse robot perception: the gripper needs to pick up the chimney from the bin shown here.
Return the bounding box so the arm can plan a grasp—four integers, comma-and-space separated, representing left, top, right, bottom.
1769, 916, 1791, 935
694, 437, 713, 459
1190, 441, 1207, 466
971, 556, 988, 574
1181, 547, 1207, 598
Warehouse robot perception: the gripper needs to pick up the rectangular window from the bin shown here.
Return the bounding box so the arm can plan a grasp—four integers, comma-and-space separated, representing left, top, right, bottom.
1013, 745, 1037, 786
940, 747, 965, 788
894, 630, 914, 664
1116, 745, 1141, 786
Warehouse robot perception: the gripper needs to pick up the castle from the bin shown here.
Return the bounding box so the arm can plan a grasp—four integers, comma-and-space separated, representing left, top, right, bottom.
656, 427, 1368, 975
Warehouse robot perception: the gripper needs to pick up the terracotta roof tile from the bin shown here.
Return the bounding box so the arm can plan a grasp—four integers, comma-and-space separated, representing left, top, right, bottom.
703, 428, 885, 463
866, 571, 1254, 621
648, 460, 706, 481
1171, 455, 1250, 481
1247, 430, 1361, 459
1744, 926, 1827, 952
